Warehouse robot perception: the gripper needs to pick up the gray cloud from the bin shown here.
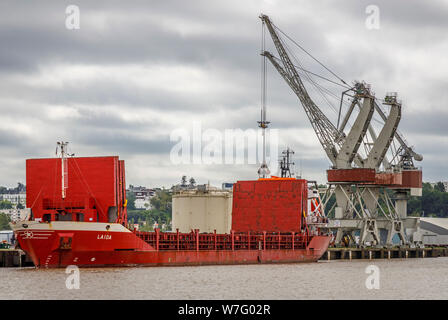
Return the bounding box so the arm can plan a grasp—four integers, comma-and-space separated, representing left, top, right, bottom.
0, 0, 447, 188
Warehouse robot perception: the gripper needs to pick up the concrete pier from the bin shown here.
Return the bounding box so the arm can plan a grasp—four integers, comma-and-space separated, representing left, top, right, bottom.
320, 246, 448, 261
0, 249, 34, 267
2, 246, 448, 266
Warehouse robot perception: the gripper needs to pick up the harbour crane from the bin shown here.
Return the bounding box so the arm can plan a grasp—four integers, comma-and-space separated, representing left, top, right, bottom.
259, 14, 423, 246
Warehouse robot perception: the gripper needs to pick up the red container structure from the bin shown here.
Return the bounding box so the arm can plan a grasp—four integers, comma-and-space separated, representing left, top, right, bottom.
327, 168, 376, 183
399, 170, 422, 189
13, 155, 330, 268
26, 157, 127, 224
327, 168, 422, 188
232, 178, 307, 232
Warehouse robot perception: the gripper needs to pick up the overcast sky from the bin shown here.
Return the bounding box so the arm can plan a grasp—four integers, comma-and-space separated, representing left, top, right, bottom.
1, 0, 447, 188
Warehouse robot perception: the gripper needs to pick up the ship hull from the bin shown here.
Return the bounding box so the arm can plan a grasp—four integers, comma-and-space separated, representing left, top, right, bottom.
13, 221, 330, 268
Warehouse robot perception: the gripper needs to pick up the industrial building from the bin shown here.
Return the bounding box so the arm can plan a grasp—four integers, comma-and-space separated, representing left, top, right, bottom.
0, 230, 14, 243
0, 193, 26, 208
412, 218, 448, 245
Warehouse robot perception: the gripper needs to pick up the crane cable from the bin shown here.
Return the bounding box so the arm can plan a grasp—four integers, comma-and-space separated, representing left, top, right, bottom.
280, 35, 339, 116
271, 27, 383, 160
278, 31, 389, 130
267, 24, 353, 114
272, 22, 349, 87
285, 59, 351, 89
268, 20, 410, 166
271, 20, 392, 133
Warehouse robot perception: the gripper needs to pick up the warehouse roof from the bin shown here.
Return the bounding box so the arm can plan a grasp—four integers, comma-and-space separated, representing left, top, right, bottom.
420, 218, 448, 235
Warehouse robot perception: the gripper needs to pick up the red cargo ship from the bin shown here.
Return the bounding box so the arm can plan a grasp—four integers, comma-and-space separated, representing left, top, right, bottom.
12, 143, 330, 268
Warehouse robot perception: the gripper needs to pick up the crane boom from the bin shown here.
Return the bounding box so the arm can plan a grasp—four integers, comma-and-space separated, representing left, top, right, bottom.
260, 14, 341, 166
261, 14, 421, 170
262, 51, 339, 164
373, 100, 423, 162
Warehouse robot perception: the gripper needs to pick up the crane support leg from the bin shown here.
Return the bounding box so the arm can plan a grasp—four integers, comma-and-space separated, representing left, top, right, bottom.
360, 187, 380, 218
386, 220, 406, 246
334, 185, 354, 219
365, 103, 401, 168
360, 219, 380, 246
338, 98, 357, 134
336, 96, 374, 168
394, 190, 409, 219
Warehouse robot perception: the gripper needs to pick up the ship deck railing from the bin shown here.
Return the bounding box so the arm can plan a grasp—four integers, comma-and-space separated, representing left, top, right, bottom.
134, 230, 311, 251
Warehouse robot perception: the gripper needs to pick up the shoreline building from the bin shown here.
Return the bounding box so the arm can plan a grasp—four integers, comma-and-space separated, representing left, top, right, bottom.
127, 185, 156, 210
0, 193, 26, 207
429, 181, 448, 192
0, 183, 26, 209
0, 208, 31, 222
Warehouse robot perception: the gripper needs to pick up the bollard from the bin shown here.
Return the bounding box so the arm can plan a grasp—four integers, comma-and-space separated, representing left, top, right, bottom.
388, 250, 391, 260
349, 250, 352, 260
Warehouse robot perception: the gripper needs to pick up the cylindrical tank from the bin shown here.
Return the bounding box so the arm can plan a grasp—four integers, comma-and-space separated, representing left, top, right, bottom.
172, 188, 232, 234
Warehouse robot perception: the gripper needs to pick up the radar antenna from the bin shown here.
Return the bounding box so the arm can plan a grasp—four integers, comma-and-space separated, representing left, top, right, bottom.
279, 148, 295, 178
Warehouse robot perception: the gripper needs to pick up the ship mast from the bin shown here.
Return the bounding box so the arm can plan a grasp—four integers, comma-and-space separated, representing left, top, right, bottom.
56, 141, 70, 199
257, 19, 270, 178
280, 147, 295, 178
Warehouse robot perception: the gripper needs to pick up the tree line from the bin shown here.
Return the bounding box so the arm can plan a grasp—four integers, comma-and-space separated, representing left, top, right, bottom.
408, 182, 448, 217
0, 213, 11, 230
0, 182, 26, 194
126, 189, 172, 231
0, 200, 24, 210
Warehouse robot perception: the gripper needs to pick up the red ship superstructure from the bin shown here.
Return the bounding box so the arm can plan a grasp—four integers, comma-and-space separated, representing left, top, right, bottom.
12, 142, 330, 268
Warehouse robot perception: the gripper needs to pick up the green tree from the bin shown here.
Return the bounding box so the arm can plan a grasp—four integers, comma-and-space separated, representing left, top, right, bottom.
127, 189, 172, 231
408, 182, 448, 217
434, 182, 446, 193
0, 213, 11, 230
0, 200, 13, 209
150, 196, 162, 211
126, 191, 136, 210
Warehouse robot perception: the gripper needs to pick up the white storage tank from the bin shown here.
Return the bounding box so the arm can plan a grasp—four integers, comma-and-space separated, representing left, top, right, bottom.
172, 186, 232, 234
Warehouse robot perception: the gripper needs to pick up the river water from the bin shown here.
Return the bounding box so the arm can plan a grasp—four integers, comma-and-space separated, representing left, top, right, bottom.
1, 258, 447, 299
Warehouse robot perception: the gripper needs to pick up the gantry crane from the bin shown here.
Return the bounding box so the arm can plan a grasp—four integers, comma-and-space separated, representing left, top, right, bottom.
259, 14, 423, 246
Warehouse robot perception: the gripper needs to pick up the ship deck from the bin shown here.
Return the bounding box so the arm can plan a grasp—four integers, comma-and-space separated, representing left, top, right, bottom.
134, 230, 311, 251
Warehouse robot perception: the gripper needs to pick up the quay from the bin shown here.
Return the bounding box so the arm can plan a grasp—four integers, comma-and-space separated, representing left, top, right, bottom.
320, 246, 448, 261
0, 249, 34, 267
2, 246, 448, 267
